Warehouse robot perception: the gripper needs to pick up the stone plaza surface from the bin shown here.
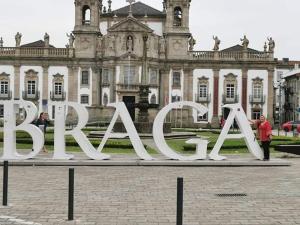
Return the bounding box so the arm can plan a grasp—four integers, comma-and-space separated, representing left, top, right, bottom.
0, 154, 299, 225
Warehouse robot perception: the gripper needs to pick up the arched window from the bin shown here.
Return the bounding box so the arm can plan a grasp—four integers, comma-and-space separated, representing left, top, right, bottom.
150, 94, 156, 104
82, 5, 91, 25
174, 7, 182, 26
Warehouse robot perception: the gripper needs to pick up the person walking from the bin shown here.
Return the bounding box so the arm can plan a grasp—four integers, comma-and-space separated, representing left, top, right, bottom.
256, 115, 272, 161
35, 112, 49, 153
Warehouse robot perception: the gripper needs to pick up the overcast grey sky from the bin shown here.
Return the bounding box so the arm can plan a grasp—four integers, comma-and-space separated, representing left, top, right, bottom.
0, 0, 299, 60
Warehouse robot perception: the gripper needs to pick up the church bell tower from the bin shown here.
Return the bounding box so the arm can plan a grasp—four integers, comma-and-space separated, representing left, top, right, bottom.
73, 0, 102, 58
164, 0, 192, 59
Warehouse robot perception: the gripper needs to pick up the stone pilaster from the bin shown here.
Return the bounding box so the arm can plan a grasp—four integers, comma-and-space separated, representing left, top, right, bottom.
242, 68, 248, 114
42, 66, 49, 101
211, 68, 220, 128
13, 65, 20, 100
160, 69, 169, 107
92, 67, 100, 106
267, 69, 275, 124
183, 69, 193, 101
68, 66, 78, 102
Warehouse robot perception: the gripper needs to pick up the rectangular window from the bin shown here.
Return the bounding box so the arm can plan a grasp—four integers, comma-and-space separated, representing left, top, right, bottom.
124, 66, 135, 85
150, 69, 158, 85
27, 80, 36, 95
171, 95, 181, 102
0, 81, 8, 94
198, 113, 208, 121
54, 82, 63, 95
252, 109, 262, 120
81, 71, 89, 85
253, 84, 262, 98
80, 95, 89, 104
226, 84, 235, 98
198, 84, 207, 98
102, 69, 110, 84
173, 71, 181, 87
0, 104, 3, 117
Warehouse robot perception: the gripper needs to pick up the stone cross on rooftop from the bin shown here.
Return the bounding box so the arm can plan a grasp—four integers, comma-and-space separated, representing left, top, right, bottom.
126, 0, 135, 17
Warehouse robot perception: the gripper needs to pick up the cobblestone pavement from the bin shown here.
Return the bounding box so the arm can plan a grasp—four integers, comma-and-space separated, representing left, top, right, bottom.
0, 157, 300, 225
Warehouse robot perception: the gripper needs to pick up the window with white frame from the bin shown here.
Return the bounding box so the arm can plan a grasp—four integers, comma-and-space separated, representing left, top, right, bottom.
173, 71, 181, 87
0, 81, 8, 94
27, 80, 36, 95
124, 66, 135, 85
0, 105, 3, 117
226, 84, 235, 98
252, 109, 262, 120
80, 95, 89, 104
171, 95, 181, 102
198, 84, 208, 98
54, 82, 63, 95
150, 69, 158, 85
198, 112, 208, 121
102, 69, 110, 84
253, 84, 262, 98
81, 70, 89, 85
150, 94, 156, 104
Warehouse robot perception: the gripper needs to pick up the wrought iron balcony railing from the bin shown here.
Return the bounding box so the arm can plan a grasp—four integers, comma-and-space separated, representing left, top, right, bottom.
249, 95, 266, 104
0, 91, 12, 100
195, 94, 211, 103
50, 91, 66, 101
22, 91, 40, 101
222, 94, 239, 104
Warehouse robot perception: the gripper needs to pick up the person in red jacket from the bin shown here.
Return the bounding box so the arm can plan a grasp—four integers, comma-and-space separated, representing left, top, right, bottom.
257, 115, 272, 161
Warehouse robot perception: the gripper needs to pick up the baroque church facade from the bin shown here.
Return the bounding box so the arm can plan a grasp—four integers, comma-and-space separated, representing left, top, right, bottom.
0, 0, 298, 127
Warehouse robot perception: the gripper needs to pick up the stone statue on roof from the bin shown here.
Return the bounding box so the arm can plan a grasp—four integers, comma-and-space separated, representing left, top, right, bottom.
267, 37, 275, 53
240, 35, 249, 50
213, 36, 221, 51
189, 35, 196, 51
15, 32, 22, 47
67, 32, 75, 48
44, 33, 50, 47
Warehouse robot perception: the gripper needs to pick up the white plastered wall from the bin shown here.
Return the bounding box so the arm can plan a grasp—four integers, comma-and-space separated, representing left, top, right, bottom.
219, 69, 242, 116
192, 69, 214, 123
247, 70, 268, 119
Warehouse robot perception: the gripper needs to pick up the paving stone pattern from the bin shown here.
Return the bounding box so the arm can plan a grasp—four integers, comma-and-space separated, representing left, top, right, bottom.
0, 159, 300, 224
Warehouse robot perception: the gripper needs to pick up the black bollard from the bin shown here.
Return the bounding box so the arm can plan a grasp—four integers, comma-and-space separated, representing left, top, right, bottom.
176, 177, 183, 225
3, 161, 8, 206
68, 168, 74, 221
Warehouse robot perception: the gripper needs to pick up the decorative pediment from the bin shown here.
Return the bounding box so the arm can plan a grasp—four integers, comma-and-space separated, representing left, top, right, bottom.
198, 76, 209, 85
53, 73, 64, 82
0, 72, 10, 77
224, 73, 238, 79
25, 69, 38, 79
108, 17, 153, 33
252, 76, 263, 83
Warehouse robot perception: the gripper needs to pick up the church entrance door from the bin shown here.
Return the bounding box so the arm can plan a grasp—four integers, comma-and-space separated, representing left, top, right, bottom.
123, 96, 136, 121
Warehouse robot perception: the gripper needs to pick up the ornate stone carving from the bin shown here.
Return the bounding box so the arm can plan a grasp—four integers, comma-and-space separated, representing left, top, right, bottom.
267, 37, 275, 53
15, 32, 22, 47
44, 33, 50, 47
188, 36, 196, 51
213, 36, 220, 51
67, 32, 75, 48
240, 35, 249, 50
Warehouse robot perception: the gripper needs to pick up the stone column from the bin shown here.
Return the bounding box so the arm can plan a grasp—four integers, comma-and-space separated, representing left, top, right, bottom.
241, 68, 248, 114
13, 65, 21, 100
267, 69, 275, 124
68, 66, 79, 102
92, 67, 100, 106
211, 68, 220, 128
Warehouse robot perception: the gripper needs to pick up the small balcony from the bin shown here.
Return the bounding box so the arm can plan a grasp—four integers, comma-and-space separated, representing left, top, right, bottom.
222, 94, 239, 104
50, 91, 66, 101
249, 95, 266, 104
22, 91, 40, 101
0, 91, 12, 100
195, 94, 211, 103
